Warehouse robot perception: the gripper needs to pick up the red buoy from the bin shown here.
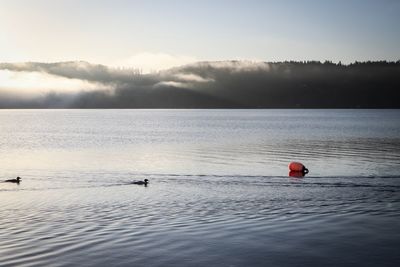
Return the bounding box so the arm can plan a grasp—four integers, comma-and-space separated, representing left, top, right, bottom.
288, 162, 309, 173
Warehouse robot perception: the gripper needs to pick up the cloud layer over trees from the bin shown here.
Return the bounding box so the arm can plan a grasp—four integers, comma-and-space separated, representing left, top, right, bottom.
1, 60, 399, 108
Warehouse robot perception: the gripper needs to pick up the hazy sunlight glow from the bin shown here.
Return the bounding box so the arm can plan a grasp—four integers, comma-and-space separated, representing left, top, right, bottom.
0, 70, 111, 95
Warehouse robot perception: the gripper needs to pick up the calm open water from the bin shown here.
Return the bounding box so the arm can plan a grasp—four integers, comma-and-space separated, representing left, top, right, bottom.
0, 109, 399, 266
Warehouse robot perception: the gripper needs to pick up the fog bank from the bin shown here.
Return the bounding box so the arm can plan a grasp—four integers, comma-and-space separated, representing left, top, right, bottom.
1, 60, 399, 108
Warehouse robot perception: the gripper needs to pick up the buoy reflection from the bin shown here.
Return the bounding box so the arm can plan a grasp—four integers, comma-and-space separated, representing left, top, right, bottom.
289, 170, 306, 178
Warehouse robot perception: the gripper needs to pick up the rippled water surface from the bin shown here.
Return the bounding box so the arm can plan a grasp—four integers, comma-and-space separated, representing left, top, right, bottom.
1, 109, 399, 266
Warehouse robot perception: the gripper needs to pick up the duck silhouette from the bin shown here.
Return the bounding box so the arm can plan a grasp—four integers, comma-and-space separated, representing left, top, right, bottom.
131, 179, 149, 186
4, 177, 21, 184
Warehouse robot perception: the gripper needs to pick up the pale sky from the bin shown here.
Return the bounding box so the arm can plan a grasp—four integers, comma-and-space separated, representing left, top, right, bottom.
1, 0, 399, 70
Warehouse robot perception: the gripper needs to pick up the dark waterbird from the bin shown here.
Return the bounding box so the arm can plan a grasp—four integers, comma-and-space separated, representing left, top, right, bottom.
131, 179, 149, 186
4, 177, 21, 184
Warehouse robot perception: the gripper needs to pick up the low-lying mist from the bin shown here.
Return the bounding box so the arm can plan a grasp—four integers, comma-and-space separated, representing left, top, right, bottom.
1, 60, 399, 108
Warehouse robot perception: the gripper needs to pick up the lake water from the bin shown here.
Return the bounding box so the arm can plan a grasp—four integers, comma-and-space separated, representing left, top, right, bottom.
0, 109, 399, 266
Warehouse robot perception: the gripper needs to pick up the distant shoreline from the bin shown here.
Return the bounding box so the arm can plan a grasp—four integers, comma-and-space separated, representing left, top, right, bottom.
1, 60, 399, 109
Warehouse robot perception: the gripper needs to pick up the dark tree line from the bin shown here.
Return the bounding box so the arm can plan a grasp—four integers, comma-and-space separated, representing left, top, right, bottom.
1, 60, 399, 108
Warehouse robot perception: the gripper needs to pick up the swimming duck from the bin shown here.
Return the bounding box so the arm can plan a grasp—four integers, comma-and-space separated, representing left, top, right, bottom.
131, 179, 149, 185
4, 177, 21, 183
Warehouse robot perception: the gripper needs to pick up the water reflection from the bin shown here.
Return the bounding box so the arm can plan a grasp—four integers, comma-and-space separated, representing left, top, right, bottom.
1, 173, 399, 266
289, 170, 306, 178
1, 110, 400, 177
0, 110, 399, 266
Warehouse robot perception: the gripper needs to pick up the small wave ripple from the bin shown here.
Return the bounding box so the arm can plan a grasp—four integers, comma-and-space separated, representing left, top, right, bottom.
1, 173, 399, 266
